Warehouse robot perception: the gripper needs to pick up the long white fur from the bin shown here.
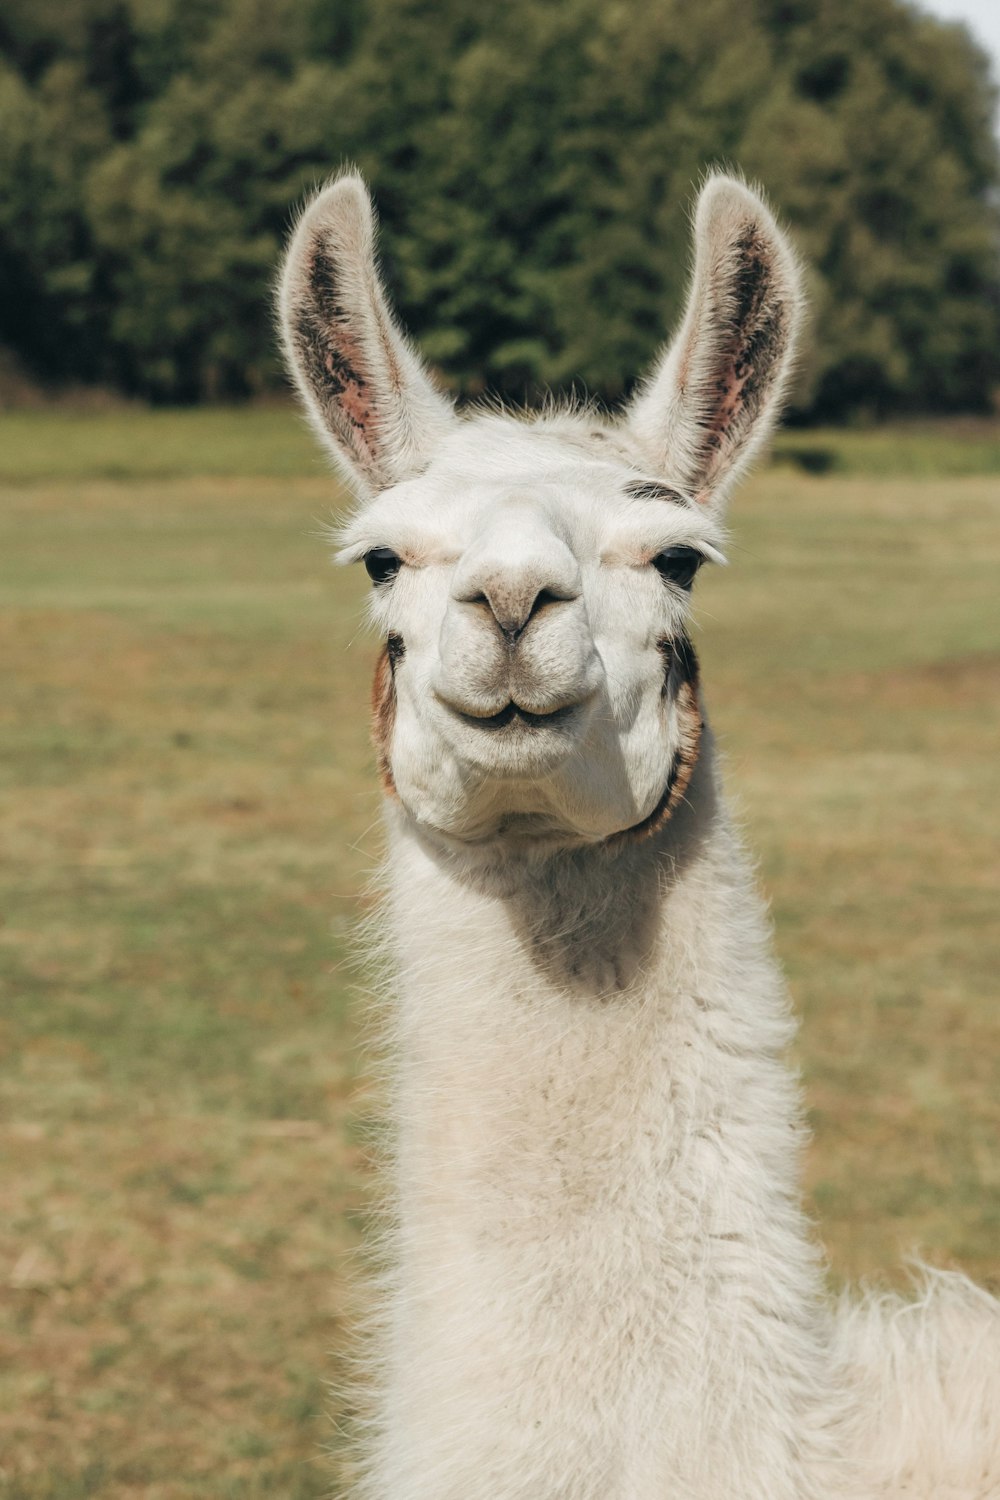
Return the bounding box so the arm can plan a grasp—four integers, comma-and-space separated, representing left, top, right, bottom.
278, 168, 1000, 1499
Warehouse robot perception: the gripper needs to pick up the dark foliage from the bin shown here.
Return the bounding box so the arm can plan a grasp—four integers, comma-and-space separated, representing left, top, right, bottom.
0, 0, 997, 414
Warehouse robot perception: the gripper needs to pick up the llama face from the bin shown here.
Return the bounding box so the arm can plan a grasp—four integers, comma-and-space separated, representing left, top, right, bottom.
279, 170, 802, 847
336, 418, 725, 843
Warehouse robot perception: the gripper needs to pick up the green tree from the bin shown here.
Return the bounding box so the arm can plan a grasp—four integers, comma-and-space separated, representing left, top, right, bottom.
324, 0, 1000, 413
85, 0, 349, 396
0, 0, 997, 413
0, 56, 112, 382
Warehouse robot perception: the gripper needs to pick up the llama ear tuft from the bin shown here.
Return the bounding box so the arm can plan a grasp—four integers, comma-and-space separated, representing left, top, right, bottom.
625, 174, 803, 511
278, 171, 456, 496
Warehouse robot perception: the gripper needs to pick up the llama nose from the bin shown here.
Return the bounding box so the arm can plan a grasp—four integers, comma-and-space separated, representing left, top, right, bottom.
452, 524, 582, 642
474, 578, 575, 641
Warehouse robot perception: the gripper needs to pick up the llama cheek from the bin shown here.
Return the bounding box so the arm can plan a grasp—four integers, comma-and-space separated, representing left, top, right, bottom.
606, 636, 702, 846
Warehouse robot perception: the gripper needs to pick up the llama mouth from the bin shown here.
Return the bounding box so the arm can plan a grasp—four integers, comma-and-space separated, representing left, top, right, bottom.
449, 700, 582, 732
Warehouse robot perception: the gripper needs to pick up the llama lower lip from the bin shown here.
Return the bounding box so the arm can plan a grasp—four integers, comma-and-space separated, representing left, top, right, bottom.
433, 693, 592, 778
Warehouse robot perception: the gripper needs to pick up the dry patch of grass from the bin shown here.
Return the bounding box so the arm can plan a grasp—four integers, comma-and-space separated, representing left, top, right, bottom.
2, 1114, 359, 1498
1, 471, 375, 1496
1, 421, 998, 1494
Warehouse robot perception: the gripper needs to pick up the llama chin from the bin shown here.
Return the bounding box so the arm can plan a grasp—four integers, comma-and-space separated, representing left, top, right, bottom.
279, 168, 1000, 1500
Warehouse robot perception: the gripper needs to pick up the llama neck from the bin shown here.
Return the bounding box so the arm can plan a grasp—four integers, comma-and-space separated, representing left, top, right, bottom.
368, 740, 843, 1500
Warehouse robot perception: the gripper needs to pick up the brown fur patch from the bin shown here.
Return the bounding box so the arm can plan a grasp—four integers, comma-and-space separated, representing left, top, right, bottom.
624, 479, 688, 505
607, 632, 703, 847
371, 644, 398, 797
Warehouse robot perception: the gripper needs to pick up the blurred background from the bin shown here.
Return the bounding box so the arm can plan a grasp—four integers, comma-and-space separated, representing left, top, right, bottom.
1, 0, 999, 411
1, 1, 998, 1496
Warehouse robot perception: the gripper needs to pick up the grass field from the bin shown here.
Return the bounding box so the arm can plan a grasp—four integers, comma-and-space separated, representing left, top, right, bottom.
1, 407, 998, 1497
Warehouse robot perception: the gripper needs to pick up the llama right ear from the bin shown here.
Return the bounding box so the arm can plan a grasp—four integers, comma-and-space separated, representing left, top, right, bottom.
278, 172, 456, 497
625, 174, 803, 513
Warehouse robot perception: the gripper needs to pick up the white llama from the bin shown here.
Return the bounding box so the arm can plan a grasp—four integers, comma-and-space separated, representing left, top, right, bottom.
278, 170, 1000, 1500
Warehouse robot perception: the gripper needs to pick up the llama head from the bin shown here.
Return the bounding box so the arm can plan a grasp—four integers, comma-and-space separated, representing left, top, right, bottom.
279, 171, 802, 851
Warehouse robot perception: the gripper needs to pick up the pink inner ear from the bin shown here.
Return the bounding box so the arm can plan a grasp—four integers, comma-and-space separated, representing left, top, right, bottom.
294, 241, 384, 476
704, 356, 755, 461
696, 226, 785, 497
320, 304, 378, 467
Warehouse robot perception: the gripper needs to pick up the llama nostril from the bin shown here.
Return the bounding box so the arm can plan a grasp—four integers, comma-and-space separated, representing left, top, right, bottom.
529, 587, 565, 618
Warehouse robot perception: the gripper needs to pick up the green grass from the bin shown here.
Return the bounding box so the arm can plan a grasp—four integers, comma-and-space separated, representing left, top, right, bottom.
2, 404, 999, 484
772, 418, 1000, 477
0, 406, 327, 483
1, 409, 998, 1496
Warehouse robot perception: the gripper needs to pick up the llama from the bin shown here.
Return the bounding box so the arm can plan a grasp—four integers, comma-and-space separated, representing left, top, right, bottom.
278, 170, 1000, 1499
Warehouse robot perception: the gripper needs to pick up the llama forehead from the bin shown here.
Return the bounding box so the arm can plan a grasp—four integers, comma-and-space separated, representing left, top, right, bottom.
407, 417, 640, 525
435, 410, 634, 473
339, 413, 725, 563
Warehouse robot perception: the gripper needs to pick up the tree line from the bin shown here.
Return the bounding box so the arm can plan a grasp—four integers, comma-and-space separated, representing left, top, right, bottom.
1, 0, 998, 417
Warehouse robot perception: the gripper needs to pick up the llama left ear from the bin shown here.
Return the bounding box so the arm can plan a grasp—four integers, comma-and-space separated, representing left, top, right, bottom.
625, 174, 803, 512
278, 171, 457, 498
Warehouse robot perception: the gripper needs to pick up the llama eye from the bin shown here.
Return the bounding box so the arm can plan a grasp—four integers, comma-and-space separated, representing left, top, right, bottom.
364, 548, 402, 586
652, 547, 704, 590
